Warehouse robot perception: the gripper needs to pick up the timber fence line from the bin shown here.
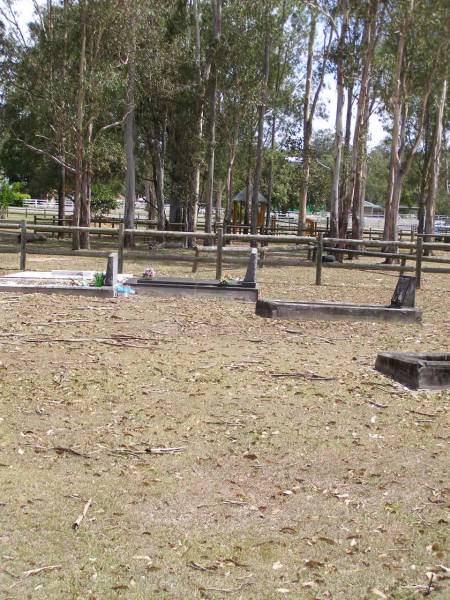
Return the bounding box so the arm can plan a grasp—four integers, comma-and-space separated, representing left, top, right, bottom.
4, 207, 432, 242
1, 220, 450, 289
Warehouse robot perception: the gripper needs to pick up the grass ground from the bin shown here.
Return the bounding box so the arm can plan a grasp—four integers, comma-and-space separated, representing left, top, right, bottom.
0, 249, 449, 599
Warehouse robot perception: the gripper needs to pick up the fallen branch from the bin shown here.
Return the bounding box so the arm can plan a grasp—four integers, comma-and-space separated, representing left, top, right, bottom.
270, 372, 336, 381
200, 582, 252, 593
146, 446, 185, 455
188, 561, 217, 572
32, 445, 91, 458
408, 409, 437, 418
72, 497, 92, 530
368, 401, 388, 409
22, 564, 62, 577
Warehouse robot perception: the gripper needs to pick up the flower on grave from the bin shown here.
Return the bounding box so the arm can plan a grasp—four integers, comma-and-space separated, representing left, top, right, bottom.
143, 267, 156, 279
218, 274, 234, 286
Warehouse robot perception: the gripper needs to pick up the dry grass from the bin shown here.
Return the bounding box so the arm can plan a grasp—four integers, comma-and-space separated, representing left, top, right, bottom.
0, 250, 449, 599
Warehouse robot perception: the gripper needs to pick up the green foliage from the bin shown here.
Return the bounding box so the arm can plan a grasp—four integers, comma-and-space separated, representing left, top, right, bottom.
0, 178, 30, 209
91, 184, 119, 216
0, 0, 447, 230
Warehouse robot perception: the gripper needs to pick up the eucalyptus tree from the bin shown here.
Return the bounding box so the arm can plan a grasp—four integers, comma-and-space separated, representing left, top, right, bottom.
329, 0, 348, 238
1, 0, 125, 249
297, 3, 334, 234
382, 0, 448, 244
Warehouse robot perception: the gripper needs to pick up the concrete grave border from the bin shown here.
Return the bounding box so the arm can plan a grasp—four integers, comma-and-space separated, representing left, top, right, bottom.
255, 299, 422, 323
375, 352, 450, 390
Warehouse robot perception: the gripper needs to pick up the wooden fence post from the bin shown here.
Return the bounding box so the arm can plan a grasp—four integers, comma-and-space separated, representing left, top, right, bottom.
216, 221, 224, 281
315, 232, 323, 286
415, 236, 423, 289
118, 223, 125, 274
20, 220, 27, 271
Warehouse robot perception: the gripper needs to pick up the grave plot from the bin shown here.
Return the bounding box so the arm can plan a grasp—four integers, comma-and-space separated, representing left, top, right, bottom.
0, 252, 127, 297
125, 249, 259, 301
375, 352, 450, 390
256, 275, 422, 323
0, 249, 259, 301
0, 270, 120, 297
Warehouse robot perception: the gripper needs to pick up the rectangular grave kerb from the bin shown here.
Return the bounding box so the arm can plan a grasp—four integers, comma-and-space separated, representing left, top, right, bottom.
375, 352, 450, 390
255, 300, 422, 323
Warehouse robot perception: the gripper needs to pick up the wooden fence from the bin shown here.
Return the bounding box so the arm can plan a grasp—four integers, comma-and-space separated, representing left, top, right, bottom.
1, 220, 450, 289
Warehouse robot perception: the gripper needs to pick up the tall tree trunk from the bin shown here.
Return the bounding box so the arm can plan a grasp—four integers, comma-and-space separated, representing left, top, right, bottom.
204, 0, 221, 243
225, 127, 239, 228
58, 0, 68, 238
144, 165, 157, 225
298, 13, 331, 233
72, 0, 86, 250
152, 121, 166, 231
425, 79, 447, 244
384, 15, 408, 242
124, 0, 136, 247
251, 28, 271, 235
266, 114, 277, 233
347, 0, 378, 242
189, 0, 205, 237
244, 141, 253, 228
330, 0, 348, 239
384, 1, 435, 246
80, 121, 93, 248
298, 11, 316, 232
417, 105, 431, 235
58, 165, 65, 235
338, 79, 354, 235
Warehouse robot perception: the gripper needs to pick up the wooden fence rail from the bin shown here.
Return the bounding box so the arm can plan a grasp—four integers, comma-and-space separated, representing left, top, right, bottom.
1, 221, 450, 289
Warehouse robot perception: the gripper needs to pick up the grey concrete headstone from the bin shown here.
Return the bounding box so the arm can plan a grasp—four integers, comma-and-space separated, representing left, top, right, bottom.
105, 252, 118, 287
389, 275, 416, 308
243, 248, 258, 284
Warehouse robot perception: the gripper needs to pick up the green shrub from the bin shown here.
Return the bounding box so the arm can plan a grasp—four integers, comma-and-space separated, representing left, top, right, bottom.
0, 179, 30, 210
91, 183, 118, 216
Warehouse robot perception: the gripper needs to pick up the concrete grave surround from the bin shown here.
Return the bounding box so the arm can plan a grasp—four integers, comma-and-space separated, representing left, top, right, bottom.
125, 248, 259, 301
256, 275, 421, 323
255, 299, 422, 323
126, 277, 258, 301
0, 267, 131, 297
375, 352, 450, 390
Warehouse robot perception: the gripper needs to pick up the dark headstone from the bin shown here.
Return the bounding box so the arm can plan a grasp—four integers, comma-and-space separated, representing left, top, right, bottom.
104, 253, 118, 287
389, 275, 416, 308
243, 248, 258, 285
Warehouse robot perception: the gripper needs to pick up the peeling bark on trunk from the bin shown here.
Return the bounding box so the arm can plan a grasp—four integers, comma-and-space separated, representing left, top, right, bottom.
124, 0, 137, 248
80, 120, 93, 249
298, 12, 316, 232
425, 79, 447, 245
330, 0, 348, 239
58, 165, 65, 235
244, 142, 253, 228
72, 0, 86, 251
266, 114, 276, 233
338, 80, 354, 235
189, 0, 206, 237
204, 0, 221, 243
346, 0, 378, 243
225, 128, 239, 228
152, 121, 166, 231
